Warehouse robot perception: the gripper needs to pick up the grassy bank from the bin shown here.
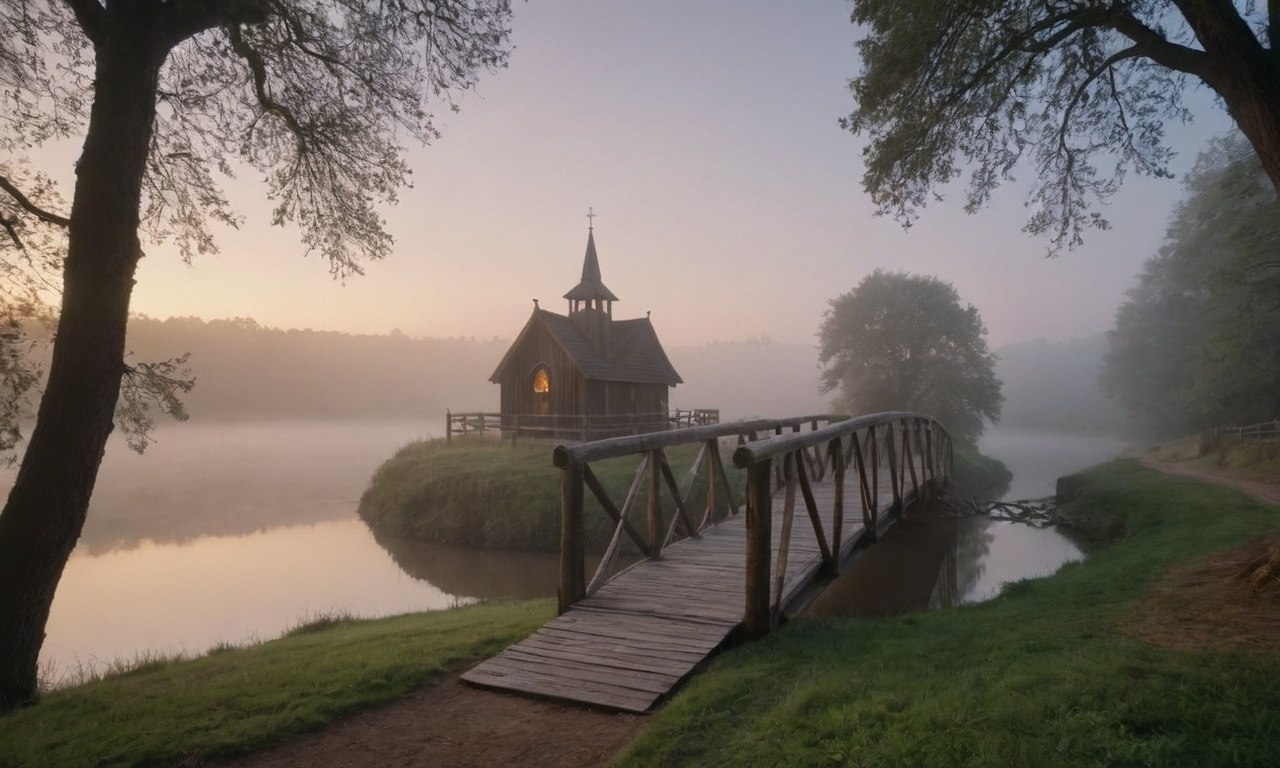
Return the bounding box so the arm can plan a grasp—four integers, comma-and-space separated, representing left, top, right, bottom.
358, 437, 733, 550
0, 601, 552, 768
617, 459, 1280, 767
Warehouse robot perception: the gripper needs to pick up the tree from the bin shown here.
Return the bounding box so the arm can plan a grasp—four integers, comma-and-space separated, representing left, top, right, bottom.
818, 270, 1003, 443
846, 1, 1280, 251
0, 0, 512, 711
1103, 132, 1280, 435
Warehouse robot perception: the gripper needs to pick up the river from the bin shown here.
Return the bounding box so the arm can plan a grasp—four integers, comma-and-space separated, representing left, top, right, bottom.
0, 421, 1125, 684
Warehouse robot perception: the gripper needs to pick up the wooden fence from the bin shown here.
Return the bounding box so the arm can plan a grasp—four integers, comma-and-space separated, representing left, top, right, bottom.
551, 412, 952, 634
445, 408, 720, 443
731, 412, 951, 635
1201, 419, 1280, 454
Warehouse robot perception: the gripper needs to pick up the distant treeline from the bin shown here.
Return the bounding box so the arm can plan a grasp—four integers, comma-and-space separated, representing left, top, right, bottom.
124, 318, 833, 423
18, 316, 1121, 432
1101, 134, 1280, 438
118, 316, 506, 420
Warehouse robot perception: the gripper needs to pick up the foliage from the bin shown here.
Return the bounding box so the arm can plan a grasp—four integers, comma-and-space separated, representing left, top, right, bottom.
818, 270, 1003, 443
950, 441, 1012, 500
0, 600, 551, 768
0, 1, 511, 459
617, 460, 1280, 766
0, 0, 512, 709
1102, 133, 1280, 436
846, 0, 1280, 251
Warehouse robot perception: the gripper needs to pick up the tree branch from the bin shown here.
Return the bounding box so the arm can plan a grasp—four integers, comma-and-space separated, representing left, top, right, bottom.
0, 175, 71, 228
1109, 7, 1214, 80
60, 0, 105, 45
225, 23, 309, 151
1, 216, 22, 249
1057, 46, 1145, 155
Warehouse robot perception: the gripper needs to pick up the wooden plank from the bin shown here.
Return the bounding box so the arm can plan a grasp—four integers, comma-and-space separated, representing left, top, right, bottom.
465, 468, 916, 712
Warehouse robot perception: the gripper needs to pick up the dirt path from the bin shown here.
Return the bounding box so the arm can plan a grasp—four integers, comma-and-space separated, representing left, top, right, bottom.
1139, 458, 1280, 506
218, 676, 645, 768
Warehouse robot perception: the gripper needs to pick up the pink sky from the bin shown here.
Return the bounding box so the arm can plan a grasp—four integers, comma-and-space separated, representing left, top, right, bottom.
34, 1, 1233, 348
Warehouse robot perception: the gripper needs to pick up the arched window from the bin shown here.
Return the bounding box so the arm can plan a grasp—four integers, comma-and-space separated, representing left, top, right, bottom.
532, 367, 551, 394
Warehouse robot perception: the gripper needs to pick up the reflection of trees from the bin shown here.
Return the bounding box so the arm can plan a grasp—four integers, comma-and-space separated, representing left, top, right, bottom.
371, 527, 560, 601
929, 518, 994, 608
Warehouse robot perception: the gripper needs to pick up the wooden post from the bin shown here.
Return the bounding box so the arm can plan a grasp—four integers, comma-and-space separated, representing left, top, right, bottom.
772, 453, 797, 618
830, 437, 845, 577
705, 438, 718, 529
559, 462, 586, 613
647, 448, 663, 559
446, 408, 452, 445
869, 425, 880, 538
923, 422, 934, 493
743, 457, 774, 638
886, 423, 900, 510
903, 421, 919, 501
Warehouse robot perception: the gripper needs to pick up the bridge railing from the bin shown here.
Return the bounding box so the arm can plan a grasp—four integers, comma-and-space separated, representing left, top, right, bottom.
732, 412, 953, 637
551, 415, 846, 613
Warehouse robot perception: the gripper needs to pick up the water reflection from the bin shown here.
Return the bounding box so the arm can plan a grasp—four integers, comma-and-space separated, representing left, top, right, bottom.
372, 530, 560, 601
805, 511, 1081, 618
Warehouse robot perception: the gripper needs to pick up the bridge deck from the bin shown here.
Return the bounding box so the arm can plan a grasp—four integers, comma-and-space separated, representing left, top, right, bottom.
461, 480, 894, 712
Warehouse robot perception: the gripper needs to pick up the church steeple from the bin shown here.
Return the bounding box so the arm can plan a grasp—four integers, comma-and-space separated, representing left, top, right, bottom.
563, 219, 618, 315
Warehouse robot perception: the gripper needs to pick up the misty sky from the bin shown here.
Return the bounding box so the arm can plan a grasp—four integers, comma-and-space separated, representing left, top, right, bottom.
39, 1, 1235, 348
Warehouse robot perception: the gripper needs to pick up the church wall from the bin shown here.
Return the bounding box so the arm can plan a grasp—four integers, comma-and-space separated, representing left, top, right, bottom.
498, 321, 586, 417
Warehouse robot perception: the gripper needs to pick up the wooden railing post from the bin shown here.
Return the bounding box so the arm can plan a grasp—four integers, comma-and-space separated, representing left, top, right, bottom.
446, 408, 452, 445
829, 436, 845, 577
743, 457, 774, 638
647, 448, 663, 559
559, 461, 586, 613
869, 425, 880, 540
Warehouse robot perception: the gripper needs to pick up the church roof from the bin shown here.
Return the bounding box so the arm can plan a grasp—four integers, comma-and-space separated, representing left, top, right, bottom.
562, 230, 619, 302
489, 309, 682, 386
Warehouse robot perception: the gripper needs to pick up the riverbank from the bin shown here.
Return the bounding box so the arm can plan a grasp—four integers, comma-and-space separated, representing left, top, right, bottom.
616, 459, 1280, 765
7, 458, 1273, 766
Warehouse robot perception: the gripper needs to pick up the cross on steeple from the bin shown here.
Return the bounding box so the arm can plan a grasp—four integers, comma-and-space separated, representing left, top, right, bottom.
586, 206, 596, 231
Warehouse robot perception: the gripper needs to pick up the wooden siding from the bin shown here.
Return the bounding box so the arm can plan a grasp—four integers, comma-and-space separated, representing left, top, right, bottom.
498, 322, 672, 420
498, 322, 587, 417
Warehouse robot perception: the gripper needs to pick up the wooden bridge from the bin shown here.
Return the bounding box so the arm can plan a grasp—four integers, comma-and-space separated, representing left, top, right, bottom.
461, 412, 953, 712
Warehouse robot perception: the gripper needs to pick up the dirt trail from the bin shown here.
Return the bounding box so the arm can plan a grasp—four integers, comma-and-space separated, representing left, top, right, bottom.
1139, 458, 1280, 506
218, 676, 645, 768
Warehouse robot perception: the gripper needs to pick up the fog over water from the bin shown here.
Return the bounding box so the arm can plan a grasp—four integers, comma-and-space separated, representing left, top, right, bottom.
4, 412, 1125, 683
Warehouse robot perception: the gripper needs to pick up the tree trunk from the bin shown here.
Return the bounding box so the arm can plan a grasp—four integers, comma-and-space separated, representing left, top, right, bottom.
0, 20, 164, 711
1176, 0, 1280, 196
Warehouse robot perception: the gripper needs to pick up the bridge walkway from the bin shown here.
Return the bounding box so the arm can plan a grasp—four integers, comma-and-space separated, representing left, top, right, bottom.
461, 481, 894, 712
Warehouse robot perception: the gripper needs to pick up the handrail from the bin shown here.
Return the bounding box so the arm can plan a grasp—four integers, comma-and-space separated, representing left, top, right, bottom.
551, 411, 953, 637
732, 411, 953, 638
554, 415, 841, 466
732, 411, 925, 467
552, 415, 849, 613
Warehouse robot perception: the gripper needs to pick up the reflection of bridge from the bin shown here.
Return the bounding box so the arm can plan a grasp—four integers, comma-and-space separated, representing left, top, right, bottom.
461, 412, 953, 712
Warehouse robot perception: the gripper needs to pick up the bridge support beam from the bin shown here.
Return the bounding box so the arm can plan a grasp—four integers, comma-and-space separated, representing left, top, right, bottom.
743, 457, 774, 638
559, 462, 586, 613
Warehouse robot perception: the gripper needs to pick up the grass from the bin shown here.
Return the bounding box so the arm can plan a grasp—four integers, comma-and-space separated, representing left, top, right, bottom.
357, 436, 739, 550
615, 459, 1280, 767
0, 600, 552, 768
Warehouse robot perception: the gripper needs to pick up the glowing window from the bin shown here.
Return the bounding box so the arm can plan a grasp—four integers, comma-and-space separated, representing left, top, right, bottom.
533, 367, 551, 394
